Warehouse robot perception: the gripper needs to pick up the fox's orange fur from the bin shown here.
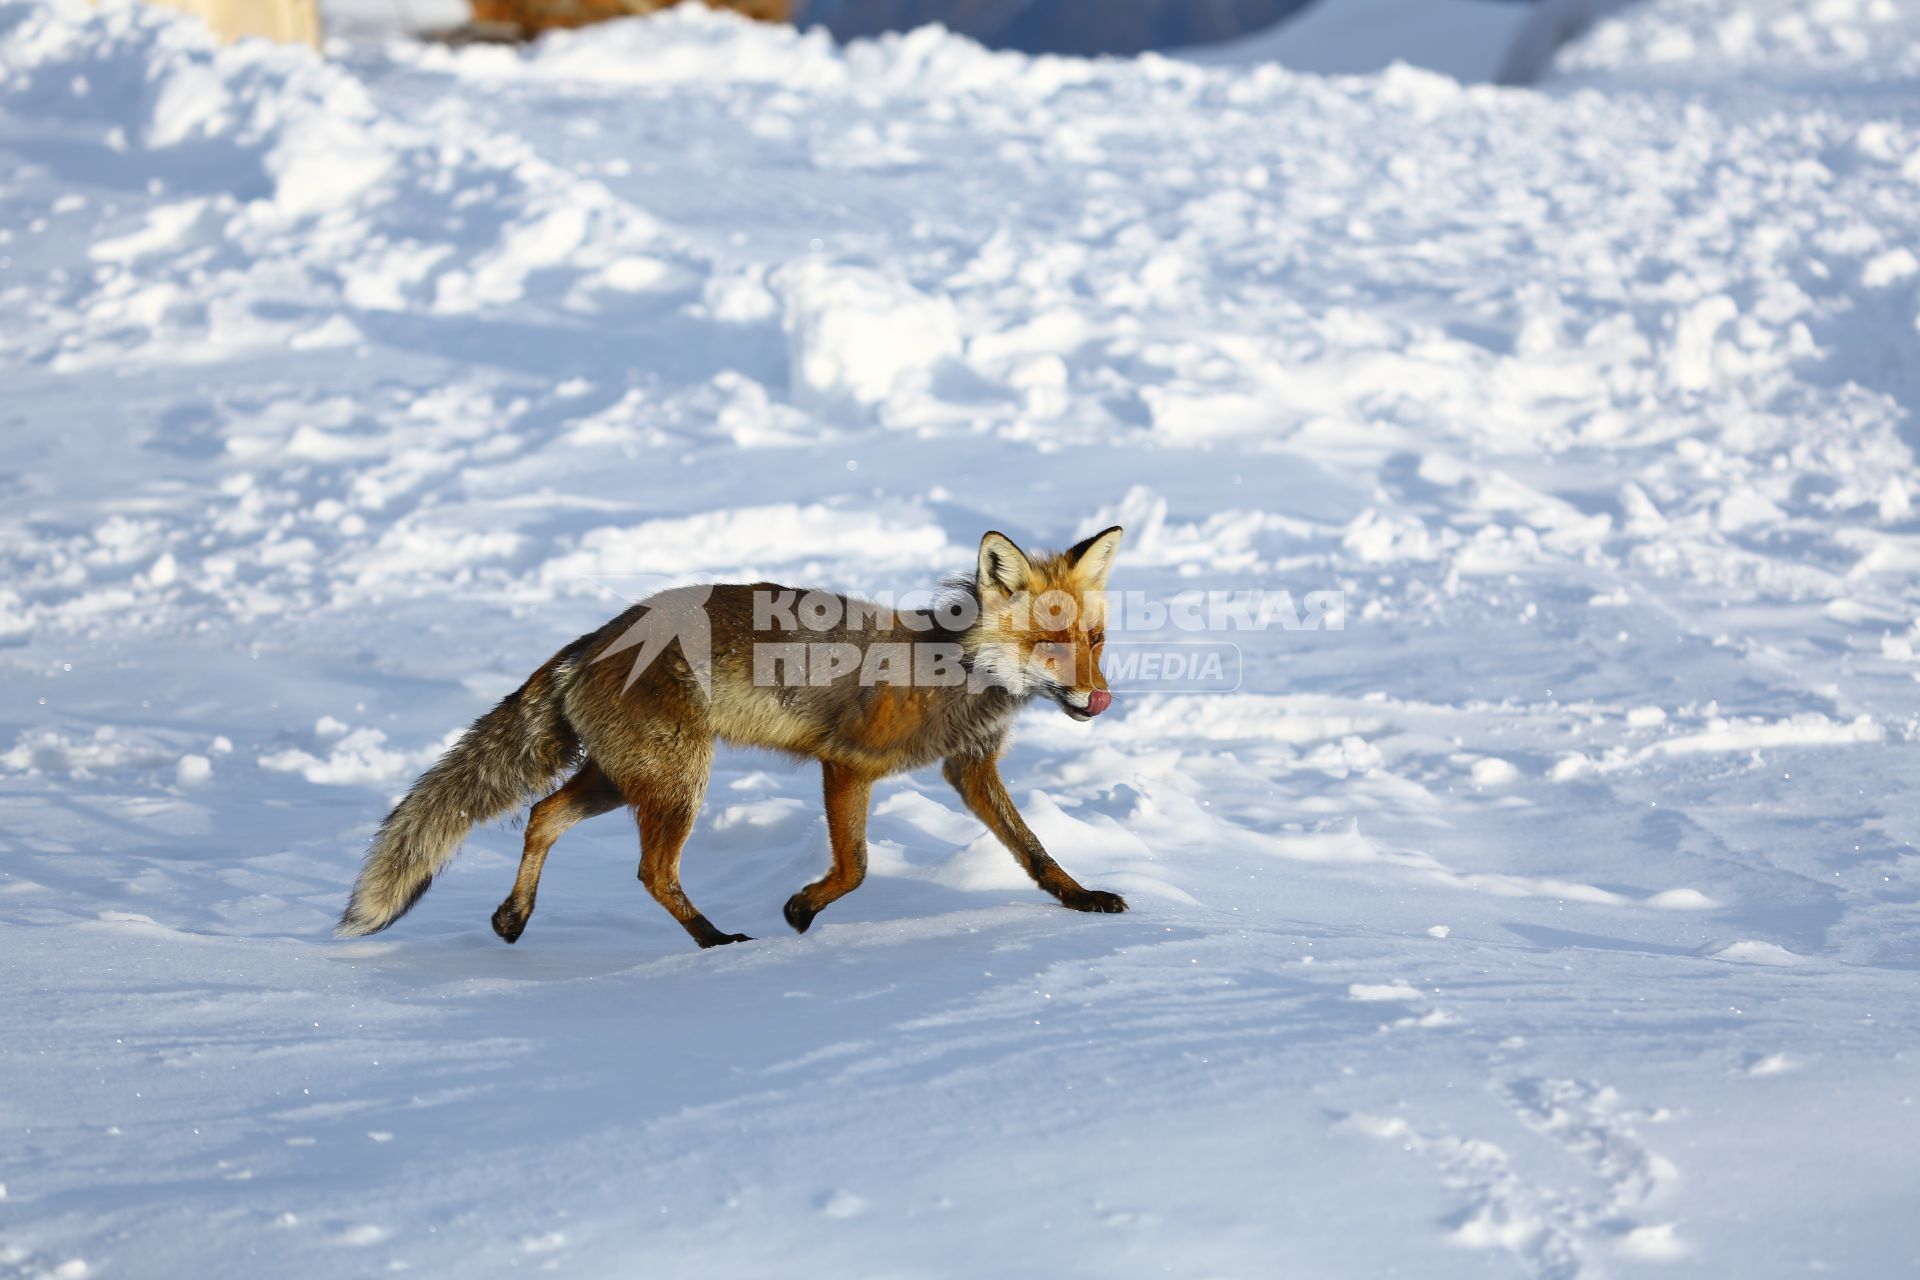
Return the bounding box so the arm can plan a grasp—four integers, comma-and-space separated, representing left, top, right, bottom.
337, 527, 1128, 949
466, 0, 789, 36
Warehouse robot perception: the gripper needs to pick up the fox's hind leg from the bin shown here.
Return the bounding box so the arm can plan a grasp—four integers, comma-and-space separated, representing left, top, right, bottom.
625, 745, 747, 949
783, 762, 876, 933
491, 762, 623, 944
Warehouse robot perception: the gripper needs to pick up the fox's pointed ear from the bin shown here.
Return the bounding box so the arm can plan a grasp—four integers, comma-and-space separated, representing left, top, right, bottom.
1065, 525, 1123, 589
977, 531, 1034, 599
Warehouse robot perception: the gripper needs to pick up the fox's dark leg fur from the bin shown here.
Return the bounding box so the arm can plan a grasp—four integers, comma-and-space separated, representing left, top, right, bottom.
943, 754, 1128, 914
784, 762, 876, 933
638, 802, 746, 948
624, 748, 747, 949
491, 762, 623, 944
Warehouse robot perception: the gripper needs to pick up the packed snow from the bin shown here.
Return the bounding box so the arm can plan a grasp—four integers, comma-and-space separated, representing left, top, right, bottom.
4, 0, 1920, 1276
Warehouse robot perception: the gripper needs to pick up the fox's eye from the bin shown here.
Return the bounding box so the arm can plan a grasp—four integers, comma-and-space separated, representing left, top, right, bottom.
1087, 632, 1105, 648
1033, 641, 1073, 667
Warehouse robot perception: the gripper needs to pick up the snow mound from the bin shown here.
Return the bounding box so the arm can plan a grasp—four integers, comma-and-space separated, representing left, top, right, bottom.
775, 261, 963, 420
1704, 939, 1807, 966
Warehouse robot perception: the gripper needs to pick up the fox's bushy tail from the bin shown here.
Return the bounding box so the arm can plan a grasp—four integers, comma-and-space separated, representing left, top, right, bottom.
336, 644, 586, 938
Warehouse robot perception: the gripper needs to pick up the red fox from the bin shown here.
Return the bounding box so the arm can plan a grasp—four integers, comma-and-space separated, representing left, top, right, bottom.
336, 527, 1128, 949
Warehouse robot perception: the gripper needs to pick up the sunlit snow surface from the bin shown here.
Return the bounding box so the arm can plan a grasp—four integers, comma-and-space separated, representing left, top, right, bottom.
3, 0, 1920, 1275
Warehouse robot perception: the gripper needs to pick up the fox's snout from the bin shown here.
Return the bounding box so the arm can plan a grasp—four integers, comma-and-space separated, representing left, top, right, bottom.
1085, 689, 1112, 716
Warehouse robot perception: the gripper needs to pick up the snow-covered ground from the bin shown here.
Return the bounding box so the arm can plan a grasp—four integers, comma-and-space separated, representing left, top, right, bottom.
4, 0, 1920, 1275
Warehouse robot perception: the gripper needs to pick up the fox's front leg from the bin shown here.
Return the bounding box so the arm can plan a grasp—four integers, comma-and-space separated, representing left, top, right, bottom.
942, 754, 1127, 914
783, 761, 876, 934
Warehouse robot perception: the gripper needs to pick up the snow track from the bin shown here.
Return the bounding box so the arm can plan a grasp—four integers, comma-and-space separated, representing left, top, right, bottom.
2, 0, 1919, 1275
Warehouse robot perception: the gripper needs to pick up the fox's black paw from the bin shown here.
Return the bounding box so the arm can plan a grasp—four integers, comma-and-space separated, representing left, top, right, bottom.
698, 931, 753, 949
783, 894, 817, 934
491, 902, 529, 944
1063, 889, 1128, 914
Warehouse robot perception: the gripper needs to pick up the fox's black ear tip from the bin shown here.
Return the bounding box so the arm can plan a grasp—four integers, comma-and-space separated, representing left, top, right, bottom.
1065, 525, 1125, 565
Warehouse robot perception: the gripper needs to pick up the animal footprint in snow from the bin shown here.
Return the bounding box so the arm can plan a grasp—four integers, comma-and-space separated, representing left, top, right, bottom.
1335, 1110, 1579, 1276
1502, 1076, 1679, 1211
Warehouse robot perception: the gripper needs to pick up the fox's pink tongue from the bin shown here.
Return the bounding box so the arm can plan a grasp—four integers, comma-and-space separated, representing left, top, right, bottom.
1085, 689, 1113, 716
